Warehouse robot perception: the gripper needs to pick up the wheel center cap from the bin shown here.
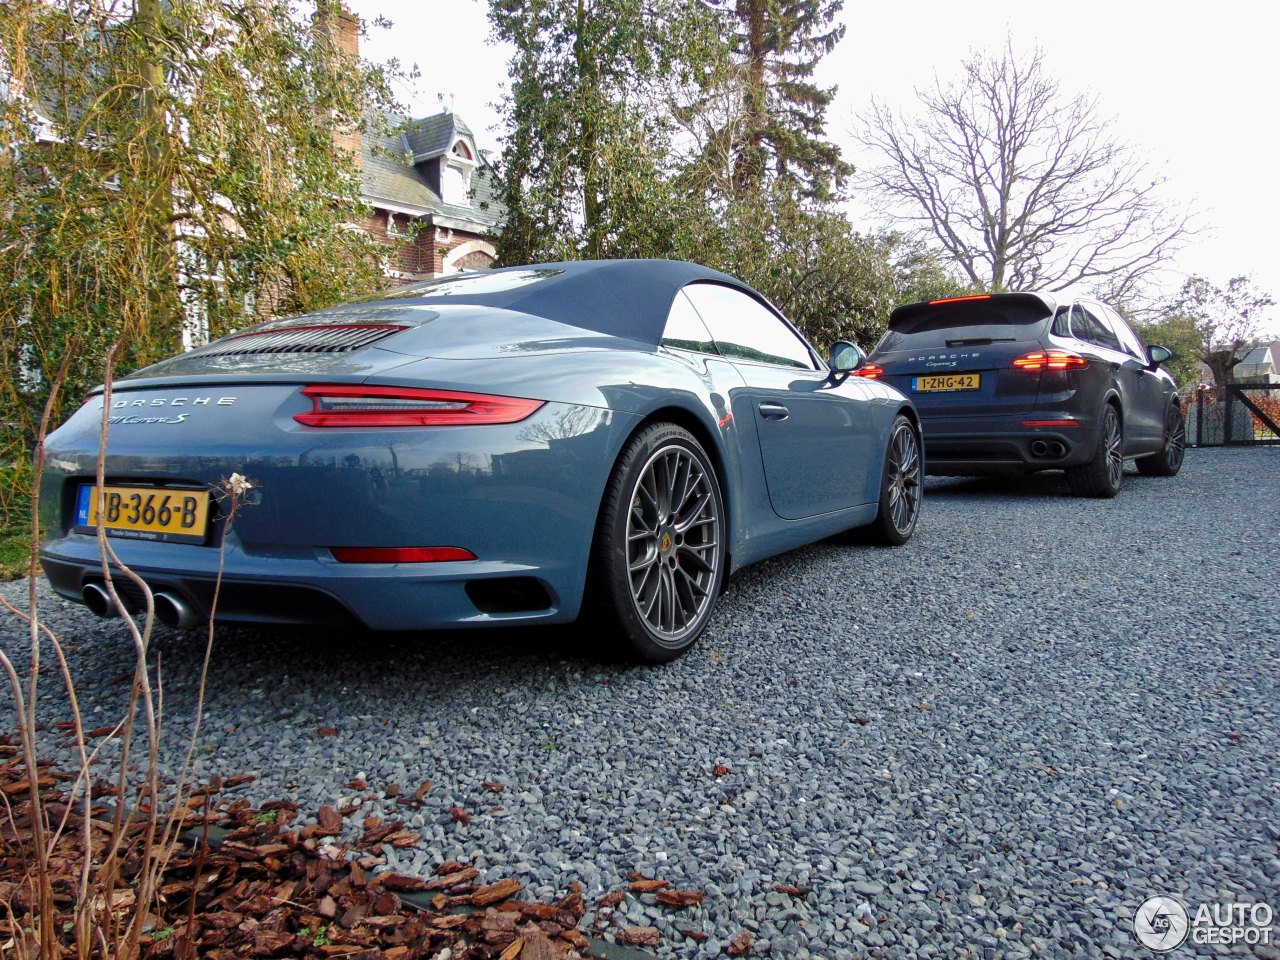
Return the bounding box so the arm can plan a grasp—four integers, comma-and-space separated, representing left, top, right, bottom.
660, 531, 673, 553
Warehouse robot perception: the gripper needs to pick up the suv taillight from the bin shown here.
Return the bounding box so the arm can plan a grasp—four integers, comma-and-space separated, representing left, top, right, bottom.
294, 386, 544, 427
1011, 351, 1088, 372
853, 363, 886, 379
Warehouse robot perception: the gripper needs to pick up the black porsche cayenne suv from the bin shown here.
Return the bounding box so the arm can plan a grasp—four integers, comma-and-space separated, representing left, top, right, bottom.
858, 293, 1185, 497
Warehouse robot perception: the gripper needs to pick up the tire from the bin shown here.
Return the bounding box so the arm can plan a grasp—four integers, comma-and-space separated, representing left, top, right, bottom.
861, 415, 922, 546
1135, 404, 1186, 477
585, 423, 725, 662
1065, 404, 1123, 498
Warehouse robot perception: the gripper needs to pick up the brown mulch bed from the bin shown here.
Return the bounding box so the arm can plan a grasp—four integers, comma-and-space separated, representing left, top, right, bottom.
0, 743, 607, 959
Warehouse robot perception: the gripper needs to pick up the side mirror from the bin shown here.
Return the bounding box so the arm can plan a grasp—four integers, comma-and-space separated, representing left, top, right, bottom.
829, 341, 866, 372
1148, 344, 1173, 367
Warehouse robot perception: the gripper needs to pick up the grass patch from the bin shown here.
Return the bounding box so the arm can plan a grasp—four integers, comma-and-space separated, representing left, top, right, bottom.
0, 521, 35, 580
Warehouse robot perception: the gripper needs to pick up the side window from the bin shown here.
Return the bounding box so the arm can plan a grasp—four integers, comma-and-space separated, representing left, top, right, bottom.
1051, 305, 1072, 337
1070, 303, 1122, 352
682, 282, 815, 370
661, 290, 719, 355
1100, 304, 1147, 360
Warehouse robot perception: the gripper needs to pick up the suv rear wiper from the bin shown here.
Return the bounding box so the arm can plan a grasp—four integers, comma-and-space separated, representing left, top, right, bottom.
945, 337, 1016, 346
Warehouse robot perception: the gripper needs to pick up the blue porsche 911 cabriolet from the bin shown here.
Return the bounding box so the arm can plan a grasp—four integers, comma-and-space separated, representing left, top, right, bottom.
39, 260, 921, 660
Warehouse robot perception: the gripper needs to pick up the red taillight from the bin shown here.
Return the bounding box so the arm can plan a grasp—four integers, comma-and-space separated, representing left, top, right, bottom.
330, 546, 476, 563
294, 386, 544, 427
1011, 351, 1088, 372
1022, 420, 1080, 427
853, 363, 886, 379
928, 295, 992, 305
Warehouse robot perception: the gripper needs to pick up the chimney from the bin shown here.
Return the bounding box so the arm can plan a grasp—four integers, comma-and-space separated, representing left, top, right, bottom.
313, 2, 363, 163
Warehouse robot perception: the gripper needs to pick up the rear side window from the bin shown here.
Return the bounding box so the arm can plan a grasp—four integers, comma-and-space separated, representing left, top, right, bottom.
662, 290, 719, 355
1070, 304, 1123, 352
1098, 303, 1147, 360
878, 296, 1052, 353
683, 283, 815, 370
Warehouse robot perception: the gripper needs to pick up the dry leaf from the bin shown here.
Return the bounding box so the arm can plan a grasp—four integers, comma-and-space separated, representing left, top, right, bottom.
317, 726, 338, 737
656, 889, 704, 908
617, 926, 661, 946
727, 929, 753, 956
472, 878, 522, 906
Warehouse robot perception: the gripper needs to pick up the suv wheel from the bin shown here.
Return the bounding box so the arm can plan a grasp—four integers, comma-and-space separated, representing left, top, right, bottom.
1065, 404, 1123, 498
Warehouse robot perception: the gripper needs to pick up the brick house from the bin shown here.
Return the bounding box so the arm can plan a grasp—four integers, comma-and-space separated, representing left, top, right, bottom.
319, 7, 502, 283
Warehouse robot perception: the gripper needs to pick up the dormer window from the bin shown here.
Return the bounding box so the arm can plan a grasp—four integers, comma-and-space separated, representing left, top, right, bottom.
442, 138, 476, 206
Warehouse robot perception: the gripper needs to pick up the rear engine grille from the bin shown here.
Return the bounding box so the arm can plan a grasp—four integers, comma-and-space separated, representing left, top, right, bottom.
194, 324, 406, 357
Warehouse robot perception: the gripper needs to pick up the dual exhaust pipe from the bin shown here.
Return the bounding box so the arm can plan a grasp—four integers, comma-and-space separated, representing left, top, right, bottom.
1030, 439, 1068, 459
82, 583, 200, 629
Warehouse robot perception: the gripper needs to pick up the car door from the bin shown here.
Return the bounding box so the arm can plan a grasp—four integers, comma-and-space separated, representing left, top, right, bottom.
681, 282, 875, 520
1097, 303, 1167, 451
1069, 302, 1148, 454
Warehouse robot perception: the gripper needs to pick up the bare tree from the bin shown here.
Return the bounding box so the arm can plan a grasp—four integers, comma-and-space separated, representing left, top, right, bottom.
855, 43, 1192, 302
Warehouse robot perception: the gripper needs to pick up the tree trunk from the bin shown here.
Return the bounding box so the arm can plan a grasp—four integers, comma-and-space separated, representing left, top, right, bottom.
130, 0, 181, 360
733, 0, 767, 196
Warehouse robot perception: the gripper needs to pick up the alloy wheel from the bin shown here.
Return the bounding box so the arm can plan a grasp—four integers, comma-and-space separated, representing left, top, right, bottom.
625, 443, 721, 646
1166, 407, 1186, 471
886, 422, 922, 534
1104, 408, 1123, 489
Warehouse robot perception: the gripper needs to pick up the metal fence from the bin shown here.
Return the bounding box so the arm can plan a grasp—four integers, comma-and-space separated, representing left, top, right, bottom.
1185, 384, 1280, 446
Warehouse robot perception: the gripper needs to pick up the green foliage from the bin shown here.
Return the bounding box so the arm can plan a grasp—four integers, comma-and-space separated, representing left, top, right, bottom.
0, 521, 32, 580
489, 0, 723, 264
691, 191, 965, 349
0, 0, 400, 478
1133, 313, 1203, 388
1158, 275, 1275, 385
490, 0, 947, 348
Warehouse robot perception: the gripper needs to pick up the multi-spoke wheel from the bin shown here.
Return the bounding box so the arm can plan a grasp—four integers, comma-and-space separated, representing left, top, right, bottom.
1136, 403, 1186, 477
860, 414, 922, 546
587, 423, 724, 661
1066, 404, 1124, 498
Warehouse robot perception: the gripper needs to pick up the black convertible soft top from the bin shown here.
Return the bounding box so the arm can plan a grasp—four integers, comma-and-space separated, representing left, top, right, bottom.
366, 259, 757, 346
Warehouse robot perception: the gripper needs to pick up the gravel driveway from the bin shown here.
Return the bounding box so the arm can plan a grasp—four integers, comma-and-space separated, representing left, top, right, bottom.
3, 447, 1278, 959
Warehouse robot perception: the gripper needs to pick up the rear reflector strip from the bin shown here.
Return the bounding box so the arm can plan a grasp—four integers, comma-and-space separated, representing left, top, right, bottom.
1011, 350, 1088, 371
928, 295, 993, 305
1022, 420, 1080, 427
330, 547, 476, 563
295, 386, 544, 427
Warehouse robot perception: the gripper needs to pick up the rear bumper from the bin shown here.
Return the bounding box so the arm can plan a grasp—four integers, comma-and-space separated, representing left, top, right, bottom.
36, 396, 637, 630
919, 413, 1097, 474
40, 531, 574, 630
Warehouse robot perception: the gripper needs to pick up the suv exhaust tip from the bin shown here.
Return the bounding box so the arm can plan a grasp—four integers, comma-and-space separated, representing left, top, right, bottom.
83, 582, 119, 619
155, 592, 200, 630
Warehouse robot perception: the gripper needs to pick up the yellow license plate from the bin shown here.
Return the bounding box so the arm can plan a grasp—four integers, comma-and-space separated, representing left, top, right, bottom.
913, 373, 981, 392
76, 485, 211, 542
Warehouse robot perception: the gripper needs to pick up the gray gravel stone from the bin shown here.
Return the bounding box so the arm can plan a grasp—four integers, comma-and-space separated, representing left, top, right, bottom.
3, 447, 1278, 958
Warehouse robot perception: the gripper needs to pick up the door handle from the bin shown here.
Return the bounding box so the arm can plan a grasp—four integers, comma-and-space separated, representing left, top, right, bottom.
758, 402, 789, 420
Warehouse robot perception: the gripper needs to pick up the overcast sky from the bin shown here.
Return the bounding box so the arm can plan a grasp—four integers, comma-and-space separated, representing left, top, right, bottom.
347, 0, 1280, 334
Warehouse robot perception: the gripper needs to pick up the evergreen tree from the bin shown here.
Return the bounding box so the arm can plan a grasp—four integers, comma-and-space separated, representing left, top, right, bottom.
726, 0, 850, 201
489, 0, 722, 264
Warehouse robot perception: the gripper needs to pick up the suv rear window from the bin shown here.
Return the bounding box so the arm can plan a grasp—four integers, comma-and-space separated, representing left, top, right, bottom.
876, 295, 1053, 352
